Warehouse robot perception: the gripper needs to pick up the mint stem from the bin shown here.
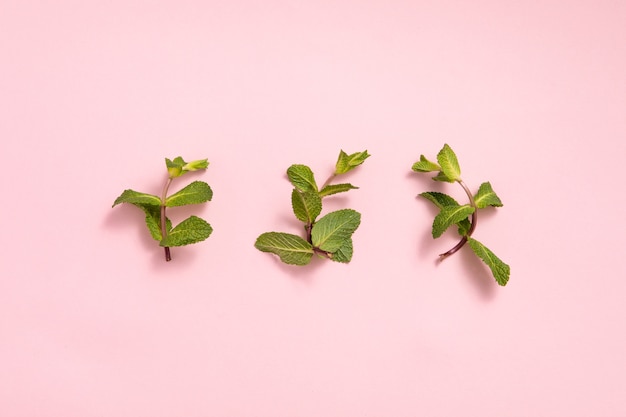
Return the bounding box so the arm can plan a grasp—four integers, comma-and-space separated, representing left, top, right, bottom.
313, 246, 332, 259
305, 174, 335, 245
161, 177, 173, 261
439, 179, 477, 261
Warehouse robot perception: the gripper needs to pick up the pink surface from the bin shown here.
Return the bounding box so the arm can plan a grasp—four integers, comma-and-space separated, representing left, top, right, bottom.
2, 1, 626, 416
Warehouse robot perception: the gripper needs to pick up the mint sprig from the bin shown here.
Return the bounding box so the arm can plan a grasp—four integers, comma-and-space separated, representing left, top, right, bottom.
412, 144, 510, 286
113, 157, 213, 262
255, 150, 370, 265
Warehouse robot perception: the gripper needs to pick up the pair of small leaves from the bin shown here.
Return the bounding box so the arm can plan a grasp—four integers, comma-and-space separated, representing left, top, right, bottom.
255, 209, 361, 266
165, 157, 209, 178
412, 144, 460, 183
335, 150, 370, 175
113, 181, 213, 208
286, 148, 369, 192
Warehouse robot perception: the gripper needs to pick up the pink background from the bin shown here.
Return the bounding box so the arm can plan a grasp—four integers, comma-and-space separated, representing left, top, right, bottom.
2, 0, 626, 416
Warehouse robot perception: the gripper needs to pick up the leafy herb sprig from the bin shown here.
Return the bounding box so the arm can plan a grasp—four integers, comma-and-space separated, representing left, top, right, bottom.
113, 157, 213, 262
412, 144, 510, 286
255, 150, 370, 265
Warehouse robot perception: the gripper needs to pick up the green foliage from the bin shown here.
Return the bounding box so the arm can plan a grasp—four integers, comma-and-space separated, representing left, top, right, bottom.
413, 144, 510, 286
256, 150, 369, 266
291, 189, 322, 224
138, 203, 172, 241
113, 190, 161, 207
113, 156, 213, 261
419, 191, 461, 209
473, 182, 503, 209
411, 155, 441, 173
419, 192, 471, 237
254, 232, 314, 266
318, 183, 359, 197
160, 216, 213, 247
456, 217, 471, 237
311, 209, 361, 253
432, 205, 475, 238
431, 171, 455, 182
165, 157, 208, 178
330, 238, 353, 263
165, 181, 213, 207
467, 238, 510, 286
335, 150, 370, 174
287, 164, 318, 193
436, 144, 461, 182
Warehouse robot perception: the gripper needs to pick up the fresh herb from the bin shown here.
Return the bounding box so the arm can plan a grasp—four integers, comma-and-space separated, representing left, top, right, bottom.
255, 150, 370, 265
412, 144, 510, 286
113, 157, 213, 261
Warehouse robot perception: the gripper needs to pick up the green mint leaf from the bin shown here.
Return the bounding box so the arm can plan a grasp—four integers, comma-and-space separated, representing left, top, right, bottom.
165, 156, 208, 177
419, 192, 473, 236
168, 156, 186, 166
335, 150, 370, 175
287, 164, 318, 192
318, 183, 359, 198
311, 209, 361, 252
142, 205, 162, 240
473, 182, 503, 208
432, 204, 475, 238
146, 215, 172, 241
165, 181, 213, 207
160, 215, 213, 247
142, 206, 172, 241
436, 144, 461, 182
183, 159, 209, 172
467, 237, 510, 286
112, 189, 161, 207
431, 171, 455, 183
412, 155, 441, 173
254, 232, 314, 265
291, 189, 322, 224
136, 204, 172, 241
114, 201, 172, 241
329, 238, 353, 263
165, 157, 186, 178
419, 191, 461, 209
457, 218, 471, 236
